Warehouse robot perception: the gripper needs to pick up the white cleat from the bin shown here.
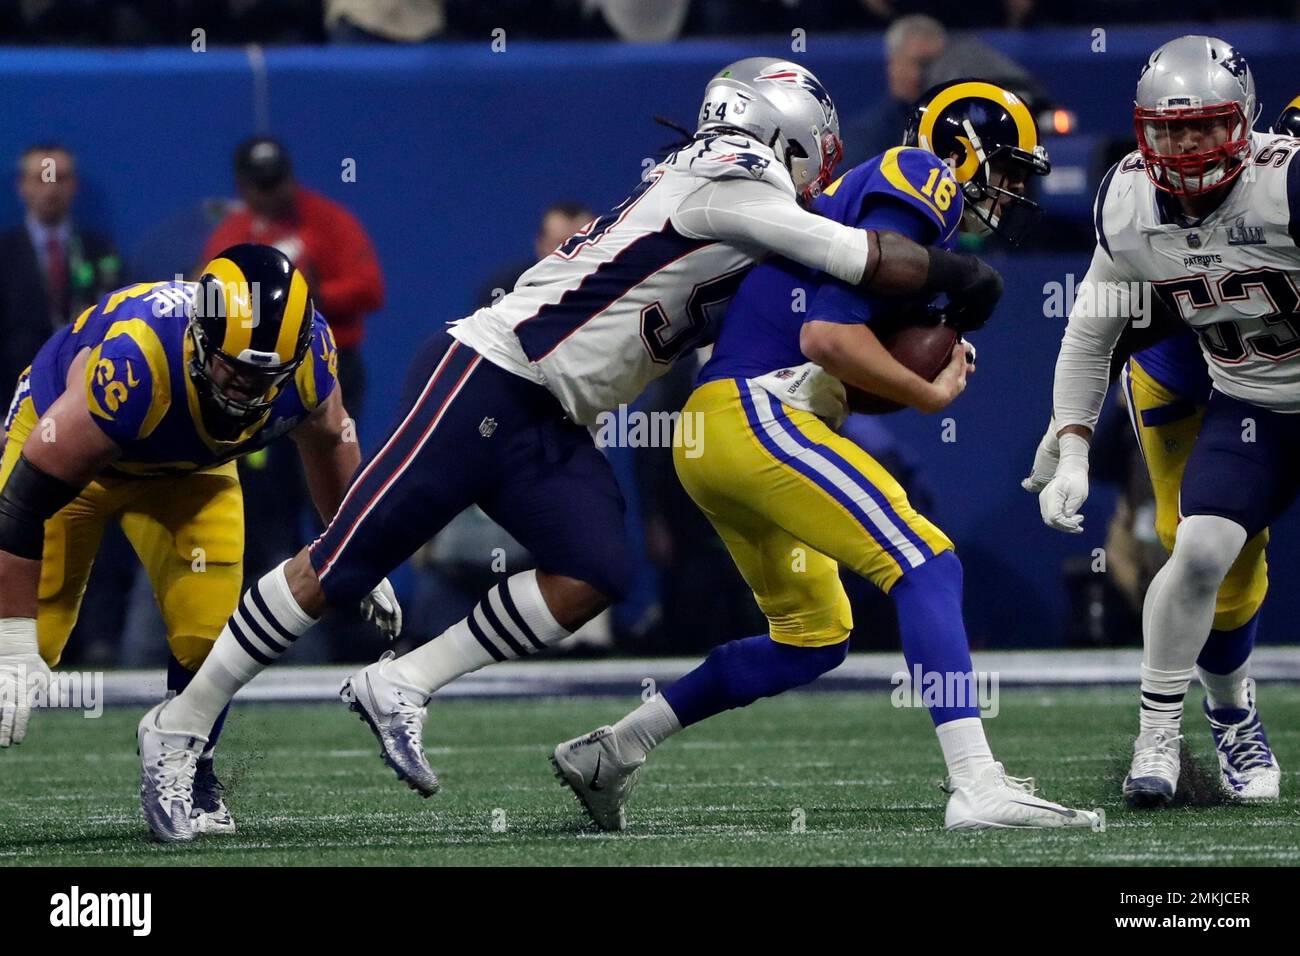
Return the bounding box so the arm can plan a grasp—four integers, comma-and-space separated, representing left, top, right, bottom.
945, 763, 1103, 830
137, 701, 207, 843
1205, 680, 1280, 801
1123, 728, 1182, 808
551, 726, 644, 832
340, 651, 439, 797
190, 759, 237, 835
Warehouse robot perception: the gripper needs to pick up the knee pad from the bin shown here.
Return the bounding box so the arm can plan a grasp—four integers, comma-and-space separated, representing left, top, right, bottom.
1173, 515, 1247, 596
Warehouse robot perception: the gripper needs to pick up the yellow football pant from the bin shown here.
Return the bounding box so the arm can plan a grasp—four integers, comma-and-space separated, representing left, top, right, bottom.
1122, 358, 1267, 630
674, 378, 952, 648
0, 393, 244, 669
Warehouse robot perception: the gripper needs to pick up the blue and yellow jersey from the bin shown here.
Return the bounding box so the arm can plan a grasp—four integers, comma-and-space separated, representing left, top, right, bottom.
700, 146, 963, 383
26, 281, 339, 477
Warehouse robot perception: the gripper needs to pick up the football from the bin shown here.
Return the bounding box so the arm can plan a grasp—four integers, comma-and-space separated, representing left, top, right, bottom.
845, 318, 961, 414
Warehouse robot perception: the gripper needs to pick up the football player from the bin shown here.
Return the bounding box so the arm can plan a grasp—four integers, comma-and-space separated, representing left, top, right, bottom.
1033, 37, 1292, 806
0, 244, 399, 833
138, 57, 1007, 842
553, 80, 1102, 831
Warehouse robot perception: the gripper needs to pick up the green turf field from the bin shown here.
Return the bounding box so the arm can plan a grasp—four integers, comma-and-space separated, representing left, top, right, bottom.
2, 685, 1298, 866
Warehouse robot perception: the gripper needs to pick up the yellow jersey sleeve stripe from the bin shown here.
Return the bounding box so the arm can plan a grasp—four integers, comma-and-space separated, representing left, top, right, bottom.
879, 147, 948, 226
102, 319, 172, 439
102, 282, 164, 316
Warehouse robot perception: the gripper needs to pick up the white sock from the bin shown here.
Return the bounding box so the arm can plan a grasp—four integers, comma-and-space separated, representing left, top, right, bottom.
1199, 660, 1251, 712
160, 561, 317, 734
387, 570, 569, 692
1138, 664, 1195, 734
611, 694, 681, 762
936, 716, 995, 784
1139, 514, 1246, 736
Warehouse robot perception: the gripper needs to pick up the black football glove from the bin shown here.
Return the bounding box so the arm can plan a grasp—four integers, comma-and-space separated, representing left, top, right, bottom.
924, 249, 1004, 333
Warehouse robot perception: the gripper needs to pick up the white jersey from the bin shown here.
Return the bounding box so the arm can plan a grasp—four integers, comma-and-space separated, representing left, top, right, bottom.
449, 133, 873, 424
1055, 132, 1300, 426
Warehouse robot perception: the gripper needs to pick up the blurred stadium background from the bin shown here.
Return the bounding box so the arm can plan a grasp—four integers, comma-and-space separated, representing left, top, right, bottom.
2, 1, 1299, 675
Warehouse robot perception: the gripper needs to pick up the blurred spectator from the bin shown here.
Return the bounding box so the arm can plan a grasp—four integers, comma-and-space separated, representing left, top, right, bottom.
0, 143, 119, 399
201, 135, 384, 419
591, 0, 691, 42
841, 15, 946, 168
326, 0, 445, 43
474, 201, 594, 310
921, 30, 1050, 115
0, 143, 129, 669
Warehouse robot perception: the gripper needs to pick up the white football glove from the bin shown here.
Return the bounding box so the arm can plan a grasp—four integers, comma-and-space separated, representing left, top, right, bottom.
1021, 416, 1060, 492
1038, 432, 1090, 534
0, 620, 49, 747
360, 578, 403, 640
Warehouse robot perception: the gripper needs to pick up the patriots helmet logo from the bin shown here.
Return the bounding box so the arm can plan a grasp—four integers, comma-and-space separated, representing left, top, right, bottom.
755, 65, 837, 126
1220, 48, 1249, 80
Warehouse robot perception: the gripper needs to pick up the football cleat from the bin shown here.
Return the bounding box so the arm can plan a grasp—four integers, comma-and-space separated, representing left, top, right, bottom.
1205, 679, 1280, 801
190, 759, 237, 835
944, 762, 1103, 830
137, 701, 206, 843
340, 651, 440, 797
1123, 728, 1181, 808
551, 726, 645, 832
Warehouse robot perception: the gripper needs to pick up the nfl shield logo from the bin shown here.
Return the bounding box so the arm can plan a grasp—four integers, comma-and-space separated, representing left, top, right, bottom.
478, 417, 497, 438
1187, 233, 1201, 248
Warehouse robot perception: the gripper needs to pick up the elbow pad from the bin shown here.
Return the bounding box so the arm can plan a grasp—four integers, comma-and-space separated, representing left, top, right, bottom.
0, 455, 81, 560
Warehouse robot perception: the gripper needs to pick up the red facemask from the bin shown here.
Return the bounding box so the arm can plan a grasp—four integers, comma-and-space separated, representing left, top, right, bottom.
1134, 101, 1250, 196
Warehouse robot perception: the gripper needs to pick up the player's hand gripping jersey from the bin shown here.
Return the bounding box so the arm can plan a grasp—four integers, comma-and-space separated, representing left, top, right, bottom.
1055, 131, 1300, 429
9, 280, 339, 477
449, 130, 875, 425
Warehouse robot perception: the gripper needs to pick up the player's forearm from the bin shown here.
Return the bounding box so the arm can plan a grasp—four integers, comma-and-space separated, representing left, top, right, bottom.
1051, 311, 1125, 434
299, 438, 361, 521
800, 320, 943, 413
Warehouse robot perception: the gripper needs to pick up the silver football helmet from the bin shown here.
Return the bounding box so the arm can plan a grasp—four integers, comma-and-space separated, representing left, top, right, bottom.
1134, 35, 1258, 196
697, 57, 843, 205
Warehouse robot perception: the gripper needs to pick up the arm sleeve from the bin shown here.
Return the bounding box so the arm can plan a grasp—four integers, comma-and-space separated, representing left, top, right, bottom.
1052, 245, 1135, 431
804, 196, 938, 327
671, 176, 872, 285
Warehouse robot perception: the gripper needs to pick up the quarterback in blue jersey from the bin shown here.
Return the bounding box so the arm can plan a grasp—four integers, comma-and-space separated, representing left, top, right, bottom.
0, 244, 398, 835
554, 80, 1102, 831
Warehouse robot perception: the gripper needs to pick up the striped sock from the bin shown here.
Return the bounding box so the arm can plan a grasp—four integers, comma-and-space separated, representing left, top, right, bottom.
159, 561, 317, 735
1138, 664, 1194, 735
388, 570, 569, 692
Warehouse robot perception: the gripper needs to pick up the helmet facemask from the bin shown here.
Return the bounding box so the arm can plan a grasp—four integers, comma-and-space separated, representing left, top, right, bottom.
1135, 100, 1250, 196
187, 288, 304, 437
953, 119, 1051, 245
786, 126, 844, 206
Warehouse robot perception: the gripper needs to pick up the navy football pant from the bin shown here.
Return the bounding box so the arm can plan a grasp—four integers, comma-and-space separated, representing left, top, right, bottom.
309, 331, 632, 607
1180, 389, 1300, 538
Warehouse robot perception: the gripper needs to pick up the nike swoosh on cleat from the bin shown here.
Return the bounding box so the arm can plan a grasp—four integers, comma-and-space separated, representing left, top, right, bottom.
1009, 800, 1076, 818
590, 753, 603, 792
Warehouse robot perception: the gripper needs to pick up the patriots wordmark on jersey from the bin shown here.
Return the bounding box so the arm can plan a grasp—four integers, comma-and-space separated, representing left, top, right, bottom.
1058, 132, 1300, 425
447, 132, 872, 425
